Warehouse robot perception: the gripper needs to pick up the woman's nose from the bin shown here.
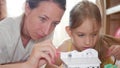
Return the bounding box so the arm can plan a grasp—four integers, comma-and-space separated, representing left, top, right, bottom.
44, 24, 51, 35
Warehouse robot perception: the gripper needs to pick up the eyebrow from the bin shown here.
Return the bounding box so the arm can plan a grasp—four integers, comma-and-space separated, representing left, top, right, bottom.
92, 31, 99, 33
76, 30, 99, 34
55, 21, 60, 23
41, 15, 60, 21
39, 15, 49, 20
44, 15, 49, 19
76, 32, 84, 34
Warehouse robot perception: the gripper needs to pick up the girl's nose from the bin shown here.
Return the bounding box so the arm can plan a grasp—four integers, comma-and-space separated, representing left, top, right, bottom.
85, 37, 91, 45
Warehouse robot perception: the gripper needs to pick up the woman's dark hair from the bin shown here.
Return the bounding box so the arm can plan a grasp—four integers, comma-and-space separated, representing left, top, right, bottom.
26, 0, 66, 10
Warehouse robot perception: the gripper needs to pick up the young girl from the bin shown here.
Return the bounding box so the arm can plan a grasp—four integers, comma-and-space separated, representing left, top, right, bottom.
46, 1, 120, 68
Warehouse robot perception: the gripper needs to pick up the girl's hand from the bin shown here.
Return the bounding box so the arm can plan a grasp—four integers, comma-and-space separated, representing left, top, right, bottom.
108, 45, 120, 60
26, 40, 57, 68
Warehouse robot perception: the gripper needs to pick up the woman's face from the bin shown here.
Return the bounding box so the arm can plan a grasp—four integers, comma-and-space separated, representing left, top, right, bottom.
24, 2, 64, 40
67, 18, 101, 51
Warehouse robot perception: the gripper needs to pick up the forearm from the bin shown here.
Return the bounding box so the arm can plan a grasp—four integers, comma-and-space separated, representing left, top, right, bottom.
0, 62, 32, 68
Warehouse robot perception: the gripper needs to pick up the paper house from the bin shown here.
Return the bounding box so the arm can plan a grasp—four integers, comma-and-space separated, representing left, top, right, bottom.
60, 49, 101, 68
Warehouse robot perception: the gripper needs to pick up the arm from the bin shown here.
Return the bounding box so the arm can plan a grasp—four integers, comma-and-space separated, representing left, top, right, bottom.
108, 45, 120, 60
102, 35, 120, 60
45, 39, 71, 68
0, 40, 57, 68
0, 62, 32, 68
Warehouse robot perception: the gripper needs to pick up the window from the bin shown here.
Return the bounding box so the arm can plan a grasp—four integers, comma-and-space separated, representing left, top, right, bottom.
6, 0, 25, 17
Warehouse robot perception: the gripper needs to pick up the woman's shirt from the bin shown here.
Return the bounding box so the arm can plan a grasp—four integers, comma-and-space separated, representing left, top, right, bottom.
0, 15, 53, 64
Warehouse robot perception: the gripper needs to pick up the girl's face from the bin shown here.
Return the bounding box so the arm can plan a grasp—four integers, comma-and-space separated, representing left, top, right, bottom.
66, 18, 101, 51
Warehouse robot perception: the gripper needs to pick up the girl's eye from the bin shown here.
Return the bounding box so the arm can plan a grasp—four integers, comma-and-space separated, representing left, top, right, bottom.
78, 34, 85, 37
92, 33, 97, 37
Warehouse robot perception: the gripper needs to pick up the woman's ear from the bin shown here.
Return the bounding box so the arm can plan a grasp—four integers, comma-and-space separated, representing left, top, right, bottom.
66, 26, 72, 37
25, 3, 31, 16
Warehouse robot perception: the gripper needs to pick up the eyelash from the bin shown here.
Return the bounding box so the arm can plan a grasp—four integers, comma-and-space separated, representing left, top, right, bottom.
78, 34, 97, 37
52, 22, 58, 27
39, 16, 47, 23
92, 34, 97, 36
78, 34, 84, 37
39, 16, 59, 27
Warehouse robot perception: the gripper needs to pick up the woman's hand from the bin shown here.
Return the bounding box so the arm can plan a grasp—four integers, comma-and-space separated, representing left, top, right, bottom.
26, 40, 57, 68
108, 45, 120, 60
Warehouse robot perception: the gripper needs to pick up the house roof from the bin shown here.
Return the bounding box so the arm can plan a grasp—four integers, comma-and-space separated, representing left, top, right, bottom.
60, 49, 101, 66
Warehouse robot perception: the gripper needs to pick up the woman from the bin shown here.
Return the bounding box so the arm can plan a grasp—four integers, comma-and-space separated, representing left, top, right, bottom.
0, 0, 66, 68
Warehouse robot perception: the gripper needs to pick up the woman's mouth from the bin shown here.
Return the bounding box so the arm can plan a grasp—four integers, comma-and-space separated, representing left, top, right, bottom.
37, 34, 45, 39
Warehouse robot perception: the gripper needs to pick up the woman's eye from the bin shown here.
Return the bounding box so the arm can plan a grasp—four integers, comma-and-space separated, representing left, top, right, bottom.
53, 22, 59, 27
39, 16, 46, 22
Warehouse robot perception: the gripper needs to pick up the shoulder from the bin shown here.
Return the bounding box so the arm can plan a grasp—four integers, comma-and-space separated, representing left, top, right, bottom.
0, 17, 17, 28
0, 18, 16, 43
58, 39, 71, 52
0, 15, 22, 39
0, 15, 22, 29
0, 17, 17, 34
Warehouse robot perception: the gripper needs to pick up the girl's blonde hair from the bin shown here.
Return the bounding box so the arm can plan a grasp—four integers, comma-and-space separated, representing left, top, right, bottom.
69, 1, 101, 29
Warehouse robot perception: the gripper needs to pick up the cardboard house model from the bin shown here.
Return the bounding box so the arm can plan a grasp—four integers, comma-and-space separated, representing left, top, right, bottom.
60, 49, 101, 68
